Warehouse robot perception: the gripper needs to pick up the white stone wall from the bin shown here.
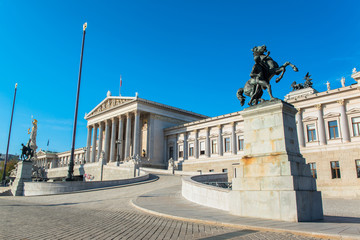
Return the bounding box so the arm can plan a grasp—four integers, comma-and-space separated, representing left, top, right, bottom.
182, 174, 230, 211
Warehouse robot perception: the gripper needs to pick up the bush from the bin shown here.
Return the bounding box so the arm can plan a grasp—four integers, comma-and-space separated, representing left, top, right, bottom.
0, 157, 19, 182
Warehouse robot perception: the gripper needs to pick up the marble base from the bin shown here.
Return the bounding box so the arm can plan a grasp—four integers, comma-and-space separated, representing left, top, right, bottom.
230, 100, 323, 222
11, 161, 33, 196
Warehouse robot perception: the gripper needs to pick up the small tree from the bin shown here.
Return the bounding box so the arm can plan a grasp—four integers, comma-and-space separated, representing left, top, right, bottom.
0, 157, 19, 182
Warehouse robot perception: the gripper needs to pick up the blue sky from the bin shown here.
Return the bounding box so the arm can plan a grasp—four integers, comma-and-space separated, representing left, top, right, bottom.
1, 0, 359, 155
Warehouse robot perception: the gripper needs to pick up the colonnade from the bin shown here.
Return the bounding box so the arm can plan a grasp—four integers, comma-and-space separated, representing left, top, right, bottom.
296, 100, 351, 147
85, 111, 142, 164
172, 124, 241, 161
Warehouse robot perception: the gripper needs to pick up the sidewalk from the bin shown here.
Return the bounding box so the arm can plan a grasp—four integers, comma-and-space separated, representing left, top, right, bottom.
131, 179, 360, 240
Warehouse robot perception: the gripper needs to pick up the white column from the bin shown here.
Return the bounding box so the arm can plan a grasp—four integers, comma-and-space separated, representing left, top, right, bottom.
218, 125, 223, 156
97, 122, 104, 161
194, 130, 199, 159
231, 123, 237, 155
184, 132, 188, 160
124, 113, 132, 160
133, 111, 140, 158
103, 120, 111, 164
338, 99, 350, 142
315, 104, 326, 145
85, 126, 92, 163
164, 135, 168, 163
148, 115, 154, 161
296, 108, 305, 147
174, 134, 178, 161
117, 116, 124, 161
91, 124, 98, 163
205, 127, 210, 157
109, 118, 117, 162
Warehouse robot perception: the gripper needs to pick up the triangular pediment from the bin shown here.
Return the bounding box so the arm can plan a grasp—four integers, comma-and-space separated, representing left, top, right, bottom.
323, 112, 340, 119
37, 150, 46, 156
86, 97, 135, 119
222, 131, 232, 136
347, 108, 360, 115
302, 116, 318, 122
235, 129, 244, 134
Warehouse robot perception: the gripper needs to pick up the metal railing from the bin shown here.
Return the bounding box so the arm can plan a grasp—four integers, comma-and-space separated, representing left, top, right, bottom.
202, 182, 232, 189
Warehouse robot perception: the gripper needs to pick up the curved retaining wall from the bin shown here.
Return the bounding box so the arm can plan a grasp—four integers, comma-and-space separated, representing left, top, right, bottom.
46, 163, 136, 181
24, 170, 149, 196
182, 173, 230, 211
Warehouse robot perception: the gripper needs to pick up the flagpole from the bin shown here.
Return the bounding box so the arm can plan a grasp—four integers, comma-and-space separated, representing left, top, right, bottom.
119, 75, 122, 96
66, 22, 87, 181
2, 83, 18, 186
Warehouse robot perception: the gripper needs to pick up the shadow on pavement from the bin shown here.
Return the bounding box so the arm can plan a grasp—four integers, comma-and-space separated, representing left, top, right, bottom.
198, 230, 258, 240
323, 215, 360, 223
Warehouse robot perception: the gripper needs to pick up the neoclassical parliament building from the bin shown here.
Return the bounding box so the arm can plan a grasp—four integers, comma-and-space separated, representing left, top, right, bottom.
36, 71, 360, 198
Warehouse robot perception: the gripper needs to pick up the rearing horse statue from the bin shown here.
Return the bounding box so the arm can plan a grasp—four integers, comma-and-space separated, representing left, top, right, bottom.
237, 45, 298, 106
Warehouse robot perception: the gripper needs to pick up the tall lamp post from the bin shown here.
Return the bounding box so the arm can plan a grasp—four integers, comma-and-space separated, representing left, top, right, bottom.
66, 22, 87, 181
2, 83, 18, 186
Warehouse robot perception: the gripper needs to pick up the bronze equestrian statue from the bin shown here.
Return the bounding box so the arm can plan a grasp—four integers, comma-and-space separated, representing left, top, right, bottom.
20, 140, 34, 161
237, 45, 298, 106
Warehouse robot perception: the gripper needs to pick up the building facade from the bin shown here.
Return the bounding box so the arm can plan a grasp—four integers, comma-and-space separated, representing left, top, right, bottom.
36, 71, 360, 198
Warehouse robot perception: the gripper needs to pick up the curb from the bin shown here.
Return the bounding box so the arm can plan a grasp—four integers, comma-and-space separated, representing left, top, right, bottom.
0, 175, 159, 198
130, 199, 357, 240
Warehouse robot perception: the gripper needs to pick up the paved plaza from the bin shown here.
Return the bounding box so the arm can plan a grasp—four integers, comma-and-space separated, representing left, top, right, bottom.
0, 174, 359, 239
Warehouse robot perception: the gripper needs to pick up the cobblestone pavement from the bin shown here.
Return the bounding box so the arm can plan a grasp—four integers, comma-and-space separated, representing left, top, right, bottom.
0, 175, 322, 240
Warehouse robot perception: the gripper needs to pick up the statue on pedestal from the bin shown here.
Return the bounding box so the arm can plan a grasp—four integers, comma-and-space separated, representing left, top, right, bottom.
303, 72, 313, 88
20, 119, 38, 161
237, 45, 298, 106
291, 72, 313, 91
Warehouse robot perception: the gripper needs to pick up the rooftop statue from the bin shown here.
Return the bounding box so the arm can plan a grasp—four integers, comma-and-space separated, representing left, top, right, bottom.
303, 72, 313, 88
291, 72, 313, 91
237, 45, 298, 106
291, 81, 304, 91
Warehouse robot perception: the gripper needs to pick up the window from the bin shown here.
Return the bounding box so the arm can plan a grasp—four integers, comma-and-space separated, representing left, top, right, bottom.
179, 145, 183, 158
209, 169, 214, 172
189, 143, 194, 157
224, 137, 231, 152
197, 170, 202, 174
328, 120, 339, 139
356, 160, 360, 178
200, 141, 205, 155
352, 117, 360, 137
307, 124, 317, 142
211, 139, 217, 154
330, 161, 341, 179
238, 136, 244, 151
222, 168, 228, 173
309, 162, 317, 178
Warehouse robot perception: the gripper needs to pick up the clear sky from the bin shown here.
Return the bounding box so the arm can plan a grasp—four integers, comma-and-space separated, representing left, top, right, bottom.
1, 0, 359, 155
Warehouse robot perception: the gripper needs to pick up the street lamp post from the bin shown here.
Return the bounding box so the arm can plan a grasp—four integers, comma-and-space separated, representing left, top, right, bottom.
1, 83, 18, 186
66, 22, 87, 181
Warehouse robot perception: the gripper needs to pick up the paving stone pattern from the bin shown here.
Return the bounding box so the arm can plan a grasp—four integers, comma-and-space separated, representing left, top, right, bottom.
0, 175, 322, 240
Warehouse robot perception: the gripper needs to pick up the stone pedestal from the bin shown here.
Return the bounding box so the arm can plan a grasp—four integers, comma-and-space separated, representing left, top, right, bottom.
284, 87, 318, 101
230, 100, 323, 222
11, 161, 33, 196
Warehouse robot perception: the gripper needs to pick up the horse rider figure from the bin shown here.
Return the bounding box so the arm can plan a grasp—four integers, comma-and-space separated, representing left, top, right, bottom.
237, 45, 298, 106
20, 140, 34, 161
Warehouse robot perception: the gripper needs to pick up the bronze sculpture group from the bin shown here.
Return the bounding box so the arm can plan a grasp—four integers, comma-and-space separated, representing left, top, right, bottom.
237, 45, 298, 106
291, 72, 313, 91
20, 119, 38, 161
